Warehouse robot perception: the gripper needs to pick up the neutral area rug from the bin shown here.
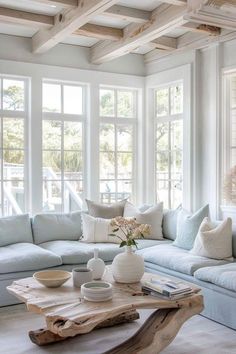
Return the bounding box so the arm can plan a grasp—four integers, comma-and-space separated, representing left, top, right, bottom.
0, 305, 236, 354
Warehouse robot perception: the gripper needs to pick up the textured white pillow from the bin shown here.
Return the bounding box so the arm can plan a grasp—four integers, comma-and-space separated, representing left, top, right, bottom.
123, 201, 163, 240
81, 213, 121, 243
190, 217, 233, 260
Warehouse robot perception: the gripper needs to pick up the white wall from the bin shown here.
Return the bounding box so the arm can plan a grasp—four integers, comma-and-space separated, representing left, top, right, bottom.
0, 34, 145, 76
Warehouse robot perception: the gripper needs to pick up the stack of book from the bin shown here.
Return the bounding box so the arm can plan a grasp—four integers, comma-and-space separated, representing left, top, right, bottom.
142, 278, 194, 300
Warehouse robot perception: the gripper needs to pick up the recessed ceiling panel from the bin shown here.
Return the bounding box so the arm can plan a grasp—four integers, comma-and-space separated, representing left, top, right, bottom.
0, 22, 37, 37
117, 0, 161, 11
0, 0, 62, 15
62, 35, 99, 47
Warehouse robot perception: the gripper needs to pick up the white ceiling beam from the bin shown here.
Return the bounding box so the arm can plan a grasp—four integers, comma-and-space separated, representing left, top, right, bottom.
31, 0, 78, 7
74, 23, 123, 41
91, 4, 188, 64
151, 36, 177, 50
0, 6, 53, 27
32, 0, 119, 53
104, 5, 151, 23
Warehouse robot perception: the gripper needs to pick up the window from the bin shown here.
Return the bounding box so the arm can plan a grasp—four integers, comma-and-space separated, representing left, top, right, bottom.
0, 76, 28, 216
99, 87, 136, 203
222, 72, 236, 206
155, 83, 183, 209
42, 81, 85, 212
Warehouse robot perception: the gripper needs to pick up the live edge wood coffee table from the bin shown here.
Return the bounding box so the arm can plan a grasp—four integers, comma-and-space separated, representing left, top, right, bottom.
7, 267, 203, 354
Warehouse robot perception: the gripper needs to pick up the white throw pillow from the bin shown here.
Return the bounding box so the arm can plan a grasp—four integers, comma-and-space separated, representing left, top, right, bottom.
123, 201, 163, 240
81, 213, 121, 243
190, 217, 233, 260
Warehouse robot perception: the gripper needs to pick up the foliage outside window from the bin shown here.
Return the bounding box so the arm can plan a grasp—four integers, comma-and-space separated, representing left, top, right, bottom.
222, 73, 236, 206
42, 81, 84, 212
155, 83, 183, 209
99, 87, 136, 203
0, 77, 27, 216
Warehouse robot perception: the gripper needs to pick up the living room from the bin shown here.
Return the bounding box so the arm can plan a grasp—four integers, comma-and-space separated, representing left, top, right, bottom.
0, 0, 236, 353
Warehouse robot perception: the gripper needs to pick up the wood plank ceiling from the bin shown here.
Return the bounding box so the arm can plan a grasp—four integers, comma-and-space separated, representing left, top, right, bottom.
0, 0, 235, 64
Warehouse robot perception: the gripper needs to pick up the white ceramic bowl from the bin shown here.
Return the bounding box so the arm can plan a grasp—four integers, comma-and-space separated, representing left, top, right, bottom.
33, 270, 71, 288
81, 281, 113, 302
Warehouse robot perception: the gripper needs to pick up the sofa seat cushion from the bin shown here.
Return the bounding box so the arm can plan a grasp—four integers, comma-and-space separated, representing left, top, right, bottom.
40, 239, 168, 265
0, 243, 62, 274
194, 263, 236, 292
137, 244, 228, 275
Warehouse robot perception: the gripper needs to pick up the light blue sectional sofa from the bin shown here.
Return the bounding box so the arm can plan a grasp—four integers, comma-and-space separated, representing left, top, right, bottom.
0, 211, 236, 331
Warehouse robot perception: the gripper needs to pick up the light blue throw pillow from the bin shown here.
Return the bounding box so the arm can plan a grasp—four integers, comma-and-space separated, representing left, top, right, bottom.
173, 205, 209, 250
162, 205, 182, 240
0, 214, 33, 247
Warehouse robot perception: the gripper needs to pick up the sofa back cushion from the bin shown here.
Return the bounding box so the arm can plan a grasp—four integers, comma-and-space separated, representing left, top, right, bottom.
32, 212, 82, 244
162, 205, 182, 240
0, 214, 33, 247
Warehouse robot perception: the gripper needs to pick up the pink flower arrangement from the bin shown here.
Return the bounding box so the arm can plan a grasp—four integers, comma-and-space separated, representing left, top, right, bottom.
110, 216, 151, 248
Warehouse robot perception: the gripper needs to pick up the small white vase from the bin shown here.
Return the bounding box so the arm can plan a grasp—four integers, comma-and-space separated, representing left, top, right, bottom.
112, 245, 144, 283
87, 248, 105, 280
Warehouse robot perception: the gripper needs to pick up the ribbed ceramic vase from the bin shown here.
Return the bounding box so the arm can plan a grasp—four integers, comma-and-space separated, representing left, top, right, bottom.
112, 245, 144, 283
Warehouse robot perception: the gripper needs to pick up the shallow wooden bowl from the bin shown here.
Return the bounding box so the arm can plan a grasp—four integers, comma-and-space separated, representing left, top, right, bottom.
33, 270, 71, 288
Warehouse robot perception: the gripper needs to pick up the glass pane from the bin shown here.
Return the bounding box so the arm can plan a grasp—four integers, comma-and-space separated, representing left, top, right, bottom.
117, 180, 132, 201
64, 121, 82, 150
43, 120, 61, 150
43, 180, 62, 212
3, 180, 24, 215
64, 180, 83, 212
64, 151, 83, 179
156, 88, 168, 117
117, 125, 133, 151
231, 76, 236, 108
3, 150, 24, 180
156, 179, 169, 208
156, 122, 168, 151
117, 90, 135, 118
231, 110, 236, 146
63, 85, 83, 115
171, 180, 182, 208
100, 89, 115, 117
117, 152, 132, 179
43, 151, 61, 179
3, 118, 24, 149
171, 150, 182, 178
100, 180, 115, 204
156, 151, 169, 175
3, 79, 24, 111
43, 83, 61, 113
171, 84, 183, 115
100, 152, 115, 179
100, 124, 115, 151
171, 120, 183, 149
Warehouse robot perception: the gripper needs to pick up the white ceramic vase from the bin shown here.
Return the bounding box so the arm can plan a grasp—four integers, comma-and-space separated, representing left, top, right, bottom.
87, 248, 105, 280
112, 245, 144, 283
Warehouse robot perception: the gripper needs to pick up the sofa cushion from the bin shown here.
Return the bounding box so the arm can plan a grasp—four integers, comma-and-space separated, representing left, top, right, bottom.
86, 199, 126, 218
124, 201, 163, 240
32, 212, 82, 244
0, 243, 62, 273
173, 205, 209, 250
190, 217, 233, 260
194, 263, 236, 292
162, 205, 181, 240
138, 244, 228, 275
0, 214, 32, 247
40, 239, 168, 265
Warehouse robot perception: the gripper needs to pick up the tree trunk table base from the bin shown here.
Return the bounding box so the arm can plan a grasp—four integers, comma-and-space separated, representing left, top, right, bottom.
7, 267, 204, 353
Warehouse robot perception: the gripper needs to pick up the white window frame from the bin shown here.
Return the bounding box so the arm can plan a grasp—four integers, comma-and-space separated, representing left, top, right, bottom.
154, 82, 183, 209
42, 79, 87, 212
146, 64, 192, 210
99, 85, 138, 204
0, 74, 29, 216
